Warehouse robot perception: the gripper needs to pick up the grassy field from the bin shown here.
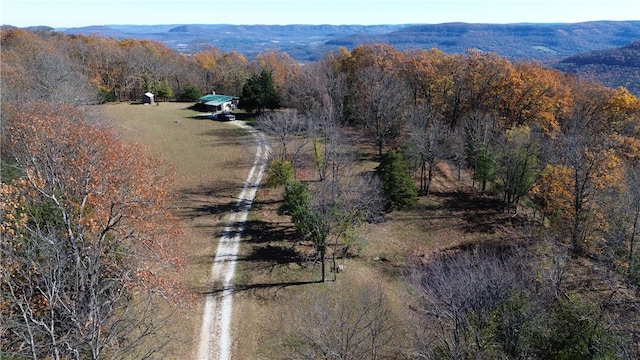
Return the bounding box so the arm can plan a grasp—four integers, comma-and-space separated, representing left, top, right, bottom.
104, 102, 256, 358
104, 102, 515, 359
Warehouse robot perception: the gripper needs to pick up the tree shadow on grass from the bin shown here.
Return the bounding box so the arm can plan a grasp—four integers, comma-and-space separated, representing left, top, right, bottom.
242, 219, 296, 245
175, 183, 240, 221
201, 279, 321, 297
198, 244, 318, 298
240, 244, 299, 264
238, 219, 304, 273
433, 189, 506, 234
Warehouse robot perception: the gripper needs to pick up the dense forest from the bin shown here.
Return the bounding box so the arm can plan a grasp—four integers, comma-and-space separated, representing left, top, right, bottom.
2, 27, 640, 359
557, 40, 640, 96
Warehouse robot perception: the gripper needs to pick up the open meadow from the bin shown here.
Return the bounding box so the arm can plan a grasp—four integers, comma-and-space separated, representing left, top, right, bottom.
104, 102, 257, 358
104, 102, 521, 358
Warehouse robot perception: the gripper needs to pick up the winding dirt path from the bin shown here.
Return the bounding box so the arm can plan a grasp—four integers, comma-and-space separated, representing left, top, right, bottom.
197, 121, 269, 360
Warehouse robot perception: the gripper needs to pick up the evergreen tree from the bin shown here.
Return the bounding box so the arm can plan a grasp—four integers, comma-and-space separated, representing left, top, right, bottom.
240, 69, 281, 113
376, 150, 418, 211
178, 85, 202, 102
258, 68, 280, 110
157, 78, 173, 101
279, 180, 329, 282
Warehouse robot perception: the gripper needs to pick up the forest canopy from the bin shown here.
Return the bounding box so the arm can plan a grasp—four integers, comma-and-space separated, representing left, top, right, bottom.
2, 27, 640, 359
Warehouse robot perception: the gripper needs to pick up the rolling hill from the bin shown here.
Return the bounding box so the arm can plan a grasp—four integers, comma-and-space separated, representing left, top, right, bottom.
328, 21, 640, 60
54, 21, 640, 62
556, 40, 640, 95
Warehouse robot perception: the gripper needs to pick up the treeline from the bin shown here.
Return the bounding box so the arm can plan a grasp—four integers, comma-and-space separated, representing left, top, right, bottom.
3, 28, 640, 358
561, 40, 640, 68
0, 28, 299, 104
278, 43, 640, 258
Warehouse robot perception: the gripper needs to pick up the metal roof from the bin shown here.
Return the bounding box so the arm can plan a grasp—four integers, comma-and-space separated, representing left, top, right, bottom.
199, 94, 237, 106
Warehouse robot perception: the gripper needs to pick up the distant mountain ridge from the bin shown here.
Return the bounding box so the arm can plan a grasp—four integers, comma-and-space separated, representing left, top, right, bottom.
56, 23, 406, 59
328, 21, 640, 60
52, 21, 640, 62
560, 40, 640, 68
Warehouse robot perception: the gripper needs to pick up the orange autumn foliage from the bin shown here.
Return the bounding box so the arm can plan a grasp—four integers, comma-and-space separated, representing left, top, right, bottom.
2, 102, 184, 297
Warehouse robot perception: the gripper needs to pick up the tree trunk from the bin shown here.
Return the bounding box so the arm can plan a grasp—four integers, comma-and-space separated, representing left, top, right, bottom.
420, 159, 427, 194
321, 251, 326, 282
426, 158, 434, 196
629, 206, 639, 274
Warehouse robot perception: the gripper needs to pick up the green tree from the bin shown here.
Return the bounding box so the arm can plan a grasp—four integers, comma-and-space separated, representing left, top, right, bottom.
178, 85, 203, 102
497, 126, 538, 213
265, 158, 294, 188
376, 150, 418, 211
156, 78, 173, 101
279, 180, 329, 282
534, 294, 620, 360
97, 86, 116, 103
473, 146, 496, 194
240, 69, 280, 113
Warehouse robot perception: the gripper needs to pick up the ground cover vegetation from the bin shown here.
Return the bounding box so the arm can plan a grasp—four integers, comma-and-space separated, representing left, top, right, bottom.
2, 28, 640, 358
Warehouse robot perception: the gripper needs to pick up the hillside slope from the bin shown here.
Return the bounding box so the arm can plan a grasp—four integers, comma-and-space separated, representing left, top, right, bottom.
556, 40, 640, 95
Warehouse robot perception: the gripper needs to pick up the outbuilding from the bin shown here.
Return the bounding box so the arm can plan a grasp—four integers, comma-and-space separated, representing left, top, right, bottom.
198, 93, 239, 113
142, 92, 155, 104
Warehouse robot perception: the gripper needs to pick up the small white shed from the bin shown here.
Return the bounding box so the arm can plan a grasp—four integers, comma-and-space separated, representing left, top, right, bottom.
142, 92, 155, 104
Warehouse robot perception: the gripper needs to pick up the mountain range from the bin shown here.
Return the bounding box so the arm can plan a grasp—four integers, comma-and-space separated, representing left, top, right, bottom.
50, 21, 640, 62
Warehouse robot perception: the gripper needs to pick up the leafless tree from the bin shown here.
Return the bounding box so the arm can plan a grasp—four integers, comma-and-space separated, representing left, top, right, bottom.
280, 60, 385, 283
625, 165, 640, 271
409, 245, 533, 359
407, 102, 447, 195
1, 224, 169, 360
1, 103, 178, 359
1, 36, 95, 105
353, 66, 410, 157
256, 109, 309, 164
282, 283, 397, 359
294, 59, 349, 182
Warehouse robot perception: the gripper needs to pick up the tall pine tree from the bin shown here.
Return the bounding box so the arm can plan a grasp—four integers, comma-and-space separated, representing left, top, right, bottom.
240, 69, 280, 113
376, 150, 418, 211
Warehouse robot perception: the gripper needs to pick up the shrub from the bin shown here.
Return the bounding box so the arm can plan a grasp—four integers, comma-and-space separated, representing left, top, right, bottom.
265, 158, 294, 188
98, 87, 116, 103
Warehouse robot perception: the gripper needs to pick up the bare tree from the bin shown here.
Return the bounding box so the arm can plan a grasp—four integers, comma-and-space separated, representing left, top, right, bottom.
282, 283, 397, 359
625, 165, 640, 272
409, 245, 532, 359
295, 59, 349, 182
407, 102, 447, 195
1, 103, 180, 359
256, 110, 308, 164
353, 66, 410, 156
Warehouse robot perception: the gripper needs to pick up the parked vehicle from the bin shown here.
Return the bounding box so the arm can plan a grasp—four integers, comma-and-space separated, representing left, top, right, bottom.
211, 112, 236, 121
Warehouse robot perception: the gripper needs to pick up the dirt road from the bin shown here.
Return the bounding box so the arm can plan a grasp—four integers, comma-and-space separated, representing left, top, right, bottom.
197, 121, 269, 360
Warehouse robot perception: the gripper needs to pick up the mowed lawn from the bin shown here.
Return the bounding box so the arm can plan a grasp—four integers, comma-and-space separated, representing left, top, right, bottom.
103, 102, 256, 358
103, 102, 499, 359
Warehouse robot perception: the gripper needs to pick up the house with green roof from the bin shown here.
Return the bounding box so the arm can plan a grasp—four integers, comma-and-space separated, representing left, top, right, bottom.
198, 93, 239, 113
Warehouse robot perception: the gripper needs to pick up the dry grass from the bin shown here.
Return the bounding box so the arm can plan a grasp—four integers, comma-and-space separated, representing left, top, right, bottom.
104, 102, 255, 359
104, 102, 528, 359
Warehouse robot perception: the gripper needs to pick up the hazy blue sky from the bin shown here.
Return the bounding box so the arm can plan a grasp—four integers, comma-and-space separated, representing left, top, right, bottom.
1, 0, 638, 28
